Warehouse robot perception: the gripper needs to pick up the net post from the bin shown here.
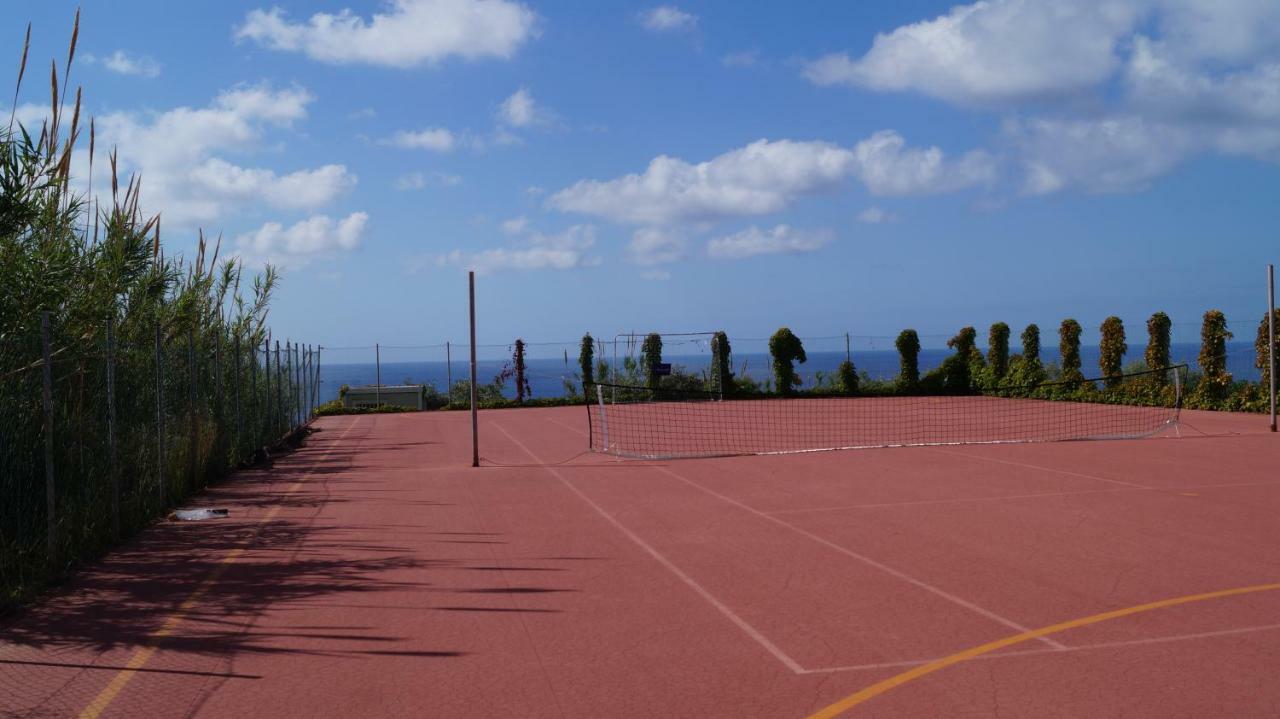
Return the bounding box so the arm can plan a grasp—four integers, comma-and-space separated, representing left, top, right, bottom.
469, 271, 479, 468
596, 383, 609, 453
1269, 263, 1276, 432
585, 383, 593, 451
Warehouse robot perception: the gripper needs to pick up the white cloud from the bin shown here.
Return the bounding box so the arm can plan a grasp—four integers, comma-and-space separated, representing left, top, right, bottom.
498, 87, 537, 127
549, 133, 990, 224
395, 172, 426, 190
84, 84, 353, 228
640, 269, 671, 281
436, 225, 599, 274
803, 0, 1143, 104
236, 0, 538, 68
434, 171, 463, 186
857, 207, 896, 224
386, 127, 457, 152
721, 51, 758, 68
1006, 116, 1194, 195
707, 225, 833, 260
234, 212, 368, 267
97, 50, 161, 78
500, 216, 528, 234
348, 107, 378, 120
549, 139, 856, 225
852, 130, 996, 196
640, 6, 697, 32
627, 228, 686, 266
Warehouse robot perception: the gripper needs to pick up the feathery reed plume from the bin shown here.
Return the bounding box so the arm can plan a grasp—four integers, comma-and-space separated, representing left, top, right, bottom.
7, 22, 30, 133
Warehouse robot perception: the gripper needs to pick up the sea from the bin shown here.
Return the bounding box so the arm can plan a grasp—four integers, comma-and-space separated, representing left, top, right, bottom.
314, 341, 1261, 404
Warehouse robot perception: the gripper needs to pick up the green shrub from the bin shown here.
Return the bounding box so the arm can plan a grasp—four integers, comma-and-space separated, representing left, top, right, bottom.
987, 322, 1010, 380
1145, 312, 1171, 383
1197, 310, 1233, 402
923, 327, 978, 393
895, 329, 920, 390
1059, 319, 1083, 382
768, 327, 806, 395
1255, 310, 1280, 392
711, 330, 734, 395
1099, 316, 1126, 387
641, 333, 663, 389
579, 333, 594, 393
837, 359, 858, 393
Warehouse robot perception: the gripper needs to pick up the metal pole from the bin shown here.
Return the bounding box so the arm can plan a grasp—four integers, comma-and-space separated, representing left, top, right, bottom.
40, 312, 57, 562
264, 337, 271, 444
106, 316, 119, 537
1269, 263, 1276, 432
188, 327, 198, 488
233, 334, 243, 461
375, 342, 382, 407
845, 332, 851, 362
314, 345, 322, 409
469, 271, 479, 468
275, 340, 282, 438
447, 341, 452, 399
294, 343, 302, 428
302, 345, 309, 422
156, 323, 166, 507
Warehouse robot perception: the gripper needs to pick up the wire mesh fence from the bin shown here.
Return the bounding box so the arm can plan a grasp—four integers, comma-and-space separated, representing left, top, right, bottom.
0, 312, 315, 608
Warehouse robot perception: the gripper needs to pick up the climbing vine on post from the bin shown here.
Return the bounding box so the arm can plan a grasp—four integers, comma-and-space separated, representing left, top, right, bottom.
987, 322, 1010, 381
1020, 324, 1043, 382
768, 327, 806, 395
895, 329, 920, 390
1099, 316, 1126, 387
1145, 312, 1171, 383
579, 333, 594, 393
1059, 319, 1083, 382
711, 331, 733, 395
1198, 310, 1233, 401
641, 332, 663, 389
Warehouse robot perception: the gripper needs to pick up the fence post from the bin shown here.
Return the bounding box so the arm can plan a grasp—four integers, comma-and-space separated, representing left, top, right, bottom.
469, 272, 479, 468
293, 342, 301, 429
375, 342, 382, 407
188, 326, 198, 488
275, 340, 283, 437
40, 312, 57, 563
106, 315, 119, 538
314, 345, 323, 409
264, 337, 271, 444
447, 341, 452, 398
155, 323, 166, 507
233, 334, 243, 462
1269, 264, 1276, 432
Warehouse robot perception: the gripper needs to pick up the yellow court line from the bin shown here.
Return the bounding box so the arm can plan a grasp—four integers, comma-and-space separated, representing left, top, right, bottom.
77, 418, 361, 719
806, 582, 1280, 719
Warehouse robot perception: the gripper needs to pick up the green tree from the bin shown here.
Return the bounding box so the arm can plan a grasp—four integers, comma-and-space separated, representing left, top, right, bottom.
579, 333, 594, 393
1021, 324, 1041, 365
1099, 316, 1127, 387
1145, 312, 1171, 383
513, 339, 530, 403
641, 332, 663, 389
768, 327, 807, 395
946, 326, 979, 391
1198, 310, 1233, 401
895, 329, 920, 390
1059, 319, 1083, 382
987, 322, 1010, 380
711, 330, 734, 395
1256, 310, 1280, 393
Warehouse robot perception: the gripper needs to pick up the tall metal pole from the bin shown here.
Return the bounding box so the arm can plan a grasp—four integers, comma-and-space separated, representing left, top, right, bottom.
275, 340, 283, 437
375, 342, 382, 407
1269, 263, 1276, 432
469, 271, 479, 468
264, 337, 271, 443
40, 312, 57, 562
314, 345, 322, 409
446, 341, 452, 398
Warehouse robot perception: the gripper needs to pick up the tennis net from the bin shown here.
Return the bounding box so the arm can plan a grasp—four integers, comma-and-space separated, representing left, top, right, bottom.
586, 365, 1185, 459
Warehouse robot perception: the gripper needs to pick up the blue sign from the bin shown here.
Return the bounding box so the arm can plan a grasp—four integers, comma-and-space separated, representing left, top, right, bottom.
652, 363, 672, 376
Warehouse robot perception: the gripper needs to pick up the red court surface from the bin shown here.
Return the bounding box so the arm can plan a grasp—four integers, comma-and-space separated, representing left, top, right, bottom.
3, 405, 1280, 717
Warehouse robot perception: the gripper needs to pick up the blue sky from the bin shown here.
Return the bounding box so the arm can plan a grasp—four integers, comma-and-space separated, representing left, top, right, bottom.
13, 1, 1280, 354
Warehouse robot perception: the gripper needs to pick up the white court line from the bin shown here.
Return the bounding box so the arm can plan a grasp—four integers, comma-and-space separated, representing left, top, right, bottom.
767, 487, 1142, 515
549, 413, 1065, 649
490, 421, 809, 675
649, 464, 1069, 651
801, 621, 1280, 674
927, 446, 1153, 489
